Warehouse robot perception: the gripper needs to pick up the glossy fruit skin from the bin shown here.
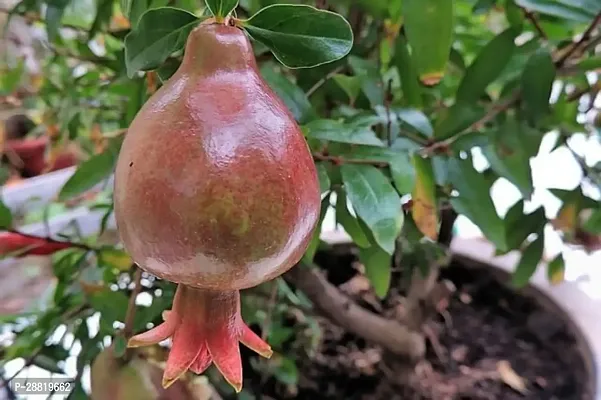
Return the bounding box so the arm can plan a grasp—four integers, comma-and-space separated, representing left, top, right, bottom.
114, 23, 320, 290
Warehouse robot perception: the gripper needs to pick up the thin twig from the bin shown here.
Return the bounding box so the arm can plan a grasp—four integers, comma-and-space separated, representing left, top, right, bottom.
312, 152, 388, 167
565, 140, 601, 190
555, 11, 601, 67
306, 65, 345, 97
385, 79, 394, 146
522, 9, 547, 40
420, 90, 521, 156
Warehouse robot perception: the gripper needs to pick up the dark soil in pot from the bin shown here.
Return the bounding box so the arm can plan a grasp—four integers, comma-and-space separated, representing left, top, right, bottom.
232, 244, 593, 400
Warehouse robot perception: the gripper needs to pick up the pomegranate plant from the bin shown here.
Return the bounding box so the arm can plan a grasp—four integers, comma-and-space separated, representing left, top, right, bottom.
1, 0, 601, 398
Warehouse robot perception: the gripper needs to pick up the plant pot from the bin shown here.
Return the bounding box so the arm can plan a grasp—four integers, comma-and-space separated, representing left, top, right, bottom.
311, 228, 597, 399
450, 237, 601, 399
4, 137, 78, 178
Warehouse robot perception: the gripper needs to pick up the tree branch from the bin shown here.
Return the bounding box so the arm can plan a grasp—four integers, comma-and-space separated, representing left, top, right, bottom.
121, 267, 143, 361
306, 65, 345, 98
284, 265, 425, 360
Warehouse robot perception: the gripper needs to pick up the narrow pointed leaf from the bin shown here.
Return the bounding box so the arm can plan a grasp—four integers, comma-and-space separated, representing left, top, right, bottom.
59, 138, 123, 202
515, 0, 600, 22
358, 245, 392, 298
393, 35, 422, 107
302, 195, 330, 264
303, 119, 384, 147
582, 208, 601, 234
547, 253, 565, 285
411, 155, 438, 240
45, 0, 70, 42
341, 165, 403, 254
204, 0, 238, 19
336, 191, 371, 248
316, 163, 331, 194
0, 201, 12, 229
261, 66, 315, 123
402, 0, 454, 85
512, 233, 545, 287
333, 74, 362, 103
456, 29, 517, 103
348, 56, 385, 107
522, 48, 556, 125
389, 152, 416, 194
434, 103, 485, 139
124, 7, 202, 77
447, 158, 506, 251
242, 5, 353, 69
395, 108, 433, 137
503, 201, 546, 251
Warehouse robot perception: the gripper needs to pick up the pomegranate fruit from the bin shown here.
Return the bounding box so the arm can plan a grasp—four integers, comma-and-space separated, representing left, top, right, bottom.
113, 20, 321, 391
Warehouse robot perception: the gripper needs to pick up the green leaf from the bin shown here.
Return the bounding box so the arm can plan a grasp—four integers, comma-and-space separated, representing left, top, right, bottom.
302, 195, 330, 264
0, 200, 13, 229
58, 137, 123, 202
447, 158, 506, 251
316, 163, 331, 194
333, 74, 362, 103
335, 191, 370, 248
394, 108, 433, 137
389, 151, 416, 194
89, 0, 114, 38
205, 0, 238, 19
393, 35, 422, 108
260, 66, 315, 123
348, 56, 384, 107
547, 253, 565, 285
304, 119, 384, 147
582, 208, 601, 234
125, 78, 148, 125
402, 0, 454, 85
341, 165, 403, 254
505, 0, 525, 28
46, 0, 71, 42
503, 201, 546, 250
121, 0, 133, 17
242, 5, 353, 69
482, 123, 535, 199
515, 0, 600, 22
124, 7, 202, 78
113, 336, 127, 357
512, 232, 544, 287
456, 28, 517, 103
89, 290, 129, 324
358, 245, 392, 298
156, 58, 182, 82
411, 155, 438, 240
32, 354, 64, 374
434, 103, 485, 140
522, 48, 556, 125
